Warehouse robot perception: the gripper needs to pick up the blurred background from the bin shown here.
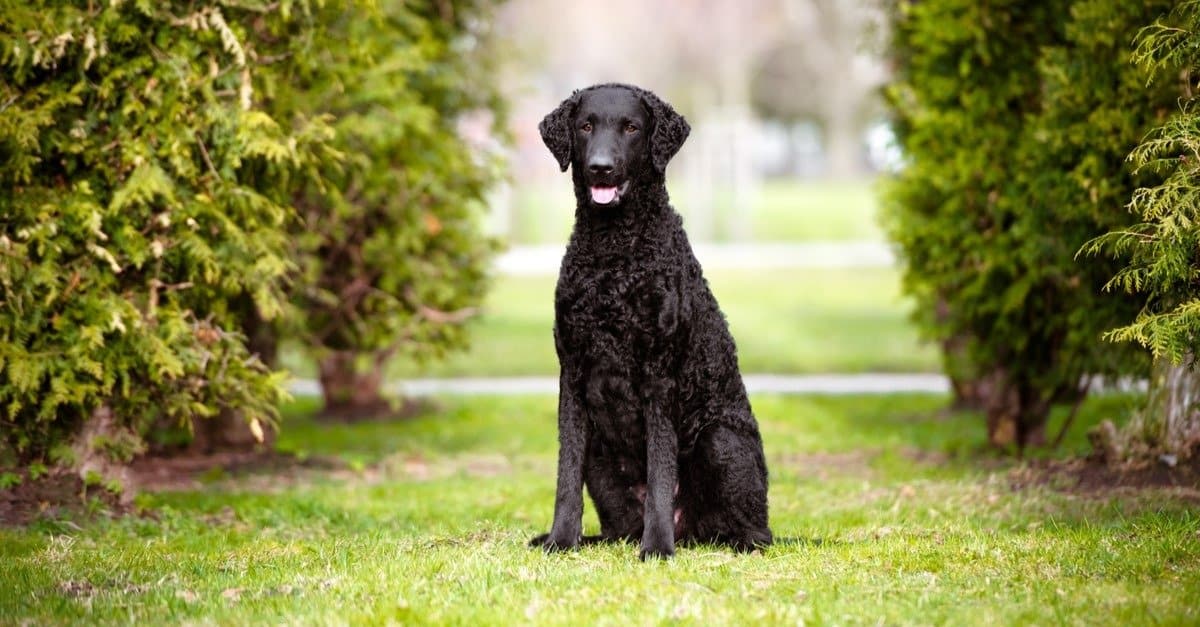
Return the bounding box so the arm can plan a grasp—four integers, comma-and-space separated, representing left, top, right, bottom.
398, 0, 934, 381
492, 0, 893, 243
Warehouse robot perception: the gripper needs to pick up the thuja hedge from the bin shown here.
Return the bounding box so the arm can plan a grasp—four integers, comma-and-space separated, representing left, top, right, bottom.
269, 0, 506, 418
883, 0, 1178, 450
1084, 0, 1200, 459
1, 1, 508, 466
0, 1, 340, 463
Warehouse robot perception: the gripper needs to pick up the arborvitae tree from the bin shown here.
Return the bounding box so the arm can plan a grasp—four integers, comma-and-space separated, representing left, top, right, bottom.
883, 1, 1063, 420
266, 0, 506, 419
0, 2, 332, 465
883, 0, 1175, 451
1083, 0, 1200, 461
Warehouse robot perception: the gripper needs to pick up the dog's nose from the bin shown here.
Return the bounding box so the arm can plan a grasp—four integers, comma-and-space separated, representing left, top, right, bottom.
588, 159, 614, 176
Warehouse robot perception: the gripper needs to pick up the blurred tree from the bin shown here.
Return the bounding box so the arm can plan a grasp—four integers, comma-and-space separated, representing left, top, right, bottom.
751, 0, 887, 178
1083, 0, 1200, 462
0, 1, 331, 467
499, 0, 783, 240
883, 0, 1174, 452
884, 0, 1061, 437
266, 1, 507, 420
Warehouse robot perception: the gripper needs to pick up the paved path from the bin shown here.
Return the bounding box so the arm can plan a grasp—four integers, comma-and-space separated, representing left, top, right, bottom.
496, 241, 895, 276
288, 373, 949, 398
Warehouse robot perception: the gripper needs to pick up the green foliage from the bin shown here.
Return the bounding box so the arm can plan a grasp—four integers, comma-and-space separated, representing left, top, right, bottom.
883, 0, 1175, 447
1078, 1, 1200, 460
270, 1, 506, 371
1083, 1, 1200, 363
27, 462, 47, 481
0, 1, 333, 462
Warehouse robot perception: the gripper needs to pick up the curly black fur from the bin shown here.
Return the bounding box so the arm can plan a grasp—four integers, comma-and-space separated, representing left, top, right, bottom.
530, 84, 772, 560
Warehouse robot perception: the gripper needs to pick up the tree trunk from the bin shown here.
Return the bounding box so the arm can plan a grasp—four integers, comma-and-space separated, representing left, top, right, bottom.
1015, 383, 1052, 450
1138, 357, 1200, 457
1090, 357, 1200, 464
188, 297, 278, 454
932, 294, 1066, 449
823, 103, 862, 179
72, 404, 133, 501
190, 406, 275, 454
943, 338, 990, 412
935, 296, 989, 412
984, 386, 1049, 452
317, 350, 390, 421
981, 369, 1020, 448
982, 372, 1086, 453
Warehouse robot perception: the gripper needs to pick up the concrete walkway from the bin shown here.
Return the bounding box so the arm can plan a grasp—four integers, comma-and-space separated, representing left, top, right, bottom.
288, 373, 949, 398
496, 241, 895, 276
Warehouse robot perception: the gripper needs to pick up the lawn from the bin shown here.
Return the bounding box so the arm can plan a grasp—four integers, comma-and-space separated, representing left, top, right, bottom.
280, 267, 939, 379
507, 178, 882, 244
746, 179, 882, 242
3, 393, 1197, 624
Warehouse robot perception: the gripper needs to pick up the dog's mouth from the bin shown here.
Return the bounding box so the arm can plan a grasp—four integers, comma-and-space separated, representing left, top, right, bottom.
589, 180, 630, 206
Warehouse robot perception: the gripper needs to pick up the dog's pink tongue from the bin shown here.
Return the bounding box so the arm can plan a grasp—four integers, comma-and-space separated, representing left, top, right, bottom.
590, 186, 617, 204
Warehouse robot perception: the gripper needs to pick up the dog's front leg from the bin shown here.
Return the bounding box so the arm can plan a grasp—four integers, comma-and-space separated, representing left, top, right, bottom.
543, 371, 587, 551
640, 381, 677, 560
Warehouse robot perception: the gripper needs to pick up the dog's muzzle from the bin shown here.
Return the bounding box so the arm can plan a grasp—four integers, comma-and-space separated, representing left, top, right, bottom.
589, 181, 630, 205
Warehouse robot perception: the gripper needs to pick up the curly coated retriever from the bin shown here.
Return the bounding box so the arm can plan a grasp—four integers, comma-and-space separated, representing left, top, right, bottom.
529, 83, 772, 560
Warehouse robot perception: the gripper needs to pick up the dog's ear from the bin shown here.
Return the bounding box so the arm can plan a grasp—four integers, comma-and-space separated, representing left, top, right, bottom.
539, 92, 579, 172
642, 91, 690, 173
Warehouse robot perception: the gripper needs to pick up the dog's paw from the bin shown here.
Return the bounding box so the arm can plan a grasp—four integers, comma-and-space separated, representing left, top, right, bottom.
528, 533, 550, 548
728, 528, 773, 553
638, 543, 675, 561
545, 539, 579, 553
530, 531, 580, 552
640, 524, 675, 561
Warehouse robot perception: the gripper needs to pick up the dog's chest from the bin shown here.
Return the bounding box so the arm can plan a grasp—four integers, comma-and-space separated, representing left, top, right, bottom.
555, 259, 666, 351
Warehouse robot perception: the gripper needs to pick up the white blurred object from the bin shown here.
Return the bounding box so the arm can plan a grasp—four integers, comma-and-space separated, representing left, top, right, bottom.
866, 122, 903, 173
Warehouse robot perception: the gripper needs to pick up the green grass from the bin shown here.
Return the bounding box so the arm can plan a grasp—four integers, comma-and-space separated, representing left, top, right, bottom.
3, 393, 1198, 624
281, 267, 939, 378
508, 179, 881, 244
747, 179, 882, 242
509, 180, 576, 244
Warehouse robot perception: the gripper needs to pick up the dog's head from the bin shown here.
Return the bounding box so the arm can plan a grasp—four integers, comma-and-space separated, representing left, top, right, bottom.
540, 83, 690, 207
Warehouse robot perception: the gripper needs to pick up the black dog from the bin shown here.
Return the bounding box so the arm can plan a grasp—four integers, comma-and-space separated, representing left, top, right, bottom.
529, 84, 772, 560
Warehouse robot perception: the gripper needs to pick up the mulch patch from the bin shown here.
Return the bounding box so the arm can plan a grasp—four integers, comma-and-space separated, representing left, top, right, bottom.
127, 449, 348, 492
0, 469, 132, 527
1010, 453, 1200, 501
1, 450, 349, 527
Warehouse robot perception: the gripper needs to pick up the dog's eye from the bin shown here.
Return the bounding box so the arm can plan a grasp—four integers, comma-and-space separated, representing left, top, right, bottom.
580, 122, 592, 133
625, 123, 638, 134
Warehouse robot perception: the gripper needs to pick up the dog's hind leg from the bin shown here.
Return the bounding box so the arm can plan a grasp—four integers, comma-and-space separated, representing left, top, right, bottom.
678, 422, 772, 551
